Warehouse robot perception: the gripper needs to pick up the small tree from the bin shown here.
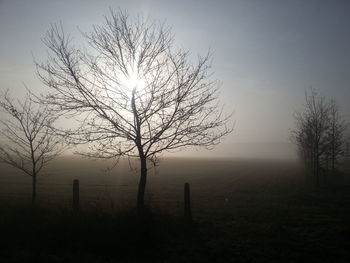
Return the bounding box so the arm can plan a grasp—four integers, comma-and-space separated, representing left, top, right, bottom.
293, 88, 348, 185
36, 10, 232, 213
0, 90, 64, 205
325, 99, 347, 175
293, 89, 331, 184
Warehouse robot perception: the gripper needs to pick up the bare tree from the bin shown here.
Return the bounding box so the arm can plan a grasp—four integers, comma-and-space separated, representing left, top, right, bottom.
293, 89, 331, 185
36, 10, 232, 212
293, 89, 348, 185
0, 90, 65, 205
325, 99, 347, 175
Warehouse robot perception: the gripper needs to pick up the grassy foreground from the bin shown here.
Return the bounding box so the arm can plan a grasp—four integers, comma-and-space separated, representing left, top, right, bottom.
1, 158, 350, 262
1, 184, 350, 263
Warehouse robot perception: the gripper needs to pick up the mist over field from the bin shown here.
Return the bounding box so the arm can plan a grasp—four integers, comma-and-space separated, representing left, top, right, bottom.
0, 155, 303, 212
1, 155, 349, 262
1, 1, 350, 262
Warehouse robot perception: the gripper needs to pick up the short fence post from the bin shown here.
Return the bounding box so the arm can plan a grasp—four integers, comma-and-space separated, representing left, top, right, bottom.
184, 182, 192, 222
73, 179, 80, 212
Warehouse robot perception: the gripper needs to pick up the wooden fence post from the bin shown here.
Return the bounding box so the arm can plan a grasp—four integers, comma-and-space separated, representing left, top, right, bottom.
73, 179, 80, 212
184, 182, 192, 222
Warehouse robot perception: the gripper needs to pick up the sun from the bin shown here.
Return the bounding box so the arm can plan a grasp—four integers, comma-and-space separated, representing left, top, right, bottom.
128, 71, 144, 90
119, 63, 147, 91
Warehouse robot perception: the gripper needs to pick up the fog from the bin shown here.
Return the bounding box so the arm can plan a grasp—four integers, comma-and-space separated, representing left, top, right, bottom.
1, 2, 350, 262
0, 156, 303, 209
1, 0, 350, 159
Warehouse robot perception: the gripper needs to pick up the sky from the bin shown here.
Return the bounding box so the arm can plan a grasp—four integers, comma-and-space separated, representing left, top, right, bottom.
1, 0, 350, 159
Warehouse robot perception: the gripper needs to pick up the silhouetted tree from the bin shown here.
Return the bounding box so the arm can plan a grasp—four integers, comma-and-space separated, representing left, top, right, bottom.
293, 89, 330, 185
36, 10, 232, 213
0, 90, 65, 205
325, 99, 347, 176
293, 89, 348, 184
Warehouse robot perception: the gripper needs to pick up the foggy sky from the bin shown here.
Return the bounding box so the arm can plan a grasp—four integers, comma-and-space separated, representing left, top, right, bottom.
1, 0, 350, 159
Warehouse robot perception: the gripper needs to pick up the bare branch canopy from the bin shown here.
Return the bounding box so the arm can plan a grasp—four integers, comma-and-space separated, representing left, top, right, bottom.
36, 10, 232, 211
0, 90, 65, 204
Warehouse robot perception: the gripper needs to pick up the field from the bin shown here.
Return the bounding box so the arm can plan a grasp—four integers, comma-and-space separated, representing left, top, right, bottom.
0, 157, 350, 262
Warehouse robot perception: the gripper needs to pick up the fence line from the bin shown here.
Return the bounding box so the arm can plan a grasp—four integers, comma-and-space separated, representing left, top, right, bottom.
0, 182, 132, 187
0, 179, 193, 220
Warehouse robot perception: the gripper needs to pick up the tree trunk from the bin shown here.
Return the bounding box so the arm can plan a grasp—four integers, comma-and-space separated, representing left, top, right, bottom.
137, 156, 147, 214
331, 148, 335, 175
32, 174, 37, 206
315, 156, 320, 186
314, 141, 320, 186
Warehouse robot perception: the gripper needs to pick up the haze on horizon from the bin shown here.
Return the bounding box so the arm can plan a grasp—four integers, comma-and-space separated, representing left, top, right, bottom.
1, 0, 350, 159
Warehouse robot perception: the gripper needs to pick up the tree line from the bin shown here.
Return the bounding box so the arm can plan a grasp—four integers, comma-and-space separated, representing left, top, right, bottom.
293, 88, 349, 185
0, 10, 349, 210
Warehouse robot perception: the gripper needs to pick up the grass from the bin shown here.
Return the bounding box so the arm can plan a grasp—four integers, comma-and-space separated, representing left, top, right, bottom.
0, 206, 200, 262
0, 158, 350, 262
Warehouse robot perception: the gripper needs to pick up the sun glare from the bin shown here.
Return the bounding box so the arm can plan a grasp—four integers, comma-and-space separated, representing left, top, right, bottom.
119, 63, 147, 91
